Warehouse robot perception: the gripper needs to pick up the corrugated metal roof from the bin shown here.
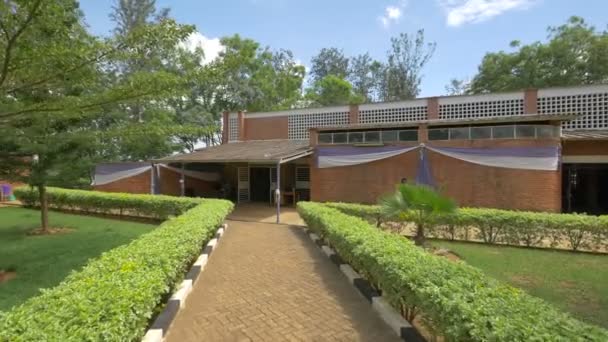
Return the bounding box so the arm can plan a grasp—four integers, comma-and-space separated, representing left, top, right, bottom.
561, 130, 608, 140
154, 140, 312, 163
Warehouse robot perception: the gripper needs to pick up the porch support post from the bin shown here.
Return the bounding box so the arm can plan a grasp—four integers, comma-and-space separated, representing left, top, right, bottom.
276, 160, 281, 224
180, 163, 186, 197
150, 162, 155, 195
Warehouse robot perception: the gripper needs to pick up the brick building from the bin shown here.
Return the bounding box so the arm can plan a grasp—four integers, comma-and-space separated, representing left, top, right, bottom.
109, 84, 608, 215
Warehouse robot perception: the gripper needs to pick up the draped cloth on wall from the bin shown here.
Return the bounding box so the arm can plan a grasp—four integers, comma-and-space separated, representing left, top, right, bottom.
317, 146, 419, 168
316, 144, 560, 172
93, 163, 221, 186
425, 146, 560, 171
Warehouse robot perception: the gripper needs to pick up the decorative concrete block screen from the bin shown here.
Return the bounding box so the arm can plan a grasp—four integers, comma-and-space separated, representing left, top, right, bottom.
359, 100, 428, 124
228, 114, 239, 142
288, 107, 350, 140
538, 85, 608, 130
439, 92, 524, 120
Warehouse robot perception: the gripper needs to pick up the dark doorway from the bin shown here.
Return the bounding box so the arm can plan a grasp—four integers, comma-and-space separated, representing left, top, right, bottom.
562, 163, 608, 215
250, 167, 270, 202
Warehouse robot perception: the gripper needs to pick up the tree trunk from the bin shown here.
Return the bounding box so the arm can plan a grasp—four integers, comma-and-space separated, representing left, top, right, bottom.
38, 185, 49, 233
414, 223, 425, 246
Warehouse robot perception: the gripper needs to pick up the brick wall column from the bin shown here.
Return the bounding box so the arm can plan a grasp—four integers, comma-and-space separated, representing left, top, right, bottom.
309, 128, 319, 147
222, 111, 229, 144
427, 97, 439, 120
237, 111, 245, 141
349, 104, 359, 124
418, 124, 428, 143
524, 89, 538, 114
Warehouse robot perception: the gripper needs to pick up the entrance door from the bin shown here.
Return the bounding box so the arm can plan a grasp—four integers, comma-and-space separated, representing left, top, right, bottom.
237, 166, 250, 203
563, 163, 608, 214
250, 167, 271, 202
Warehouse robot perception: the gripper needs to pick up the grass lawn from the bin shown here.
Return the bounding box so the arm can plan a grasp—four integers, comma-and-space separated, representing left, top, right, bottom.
0, 207, 156, 311
431, 240, 608, 329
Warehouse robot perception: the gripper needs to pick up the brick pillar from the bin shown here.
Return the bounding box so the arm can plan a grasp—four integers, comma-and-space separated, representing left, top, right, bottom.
524, 89, 538, 114
349, 104, 359, 124
237, 111, 245, 141
418, 124, 428, 143
309, 128, 319, 147
427, 97, 439, 120
222, 111, 229, 144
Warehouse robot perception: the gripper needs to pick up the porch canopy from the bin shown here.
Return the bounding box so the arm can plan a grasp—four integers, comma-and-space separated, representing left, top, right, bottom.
154, 140, 314, 224
154, 140, 313, 164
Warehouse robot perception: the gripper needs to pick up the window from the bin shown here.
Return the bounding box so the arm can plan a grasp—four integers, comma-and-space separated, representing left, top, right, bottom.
492, 126, 515, 139
516, 125, 535, 138
364, 131, 381, 143
318, 133, 332, 144
537, 125, 558, 138
382, 130, 399, 142
471, 126, 491, 139
428, 128, 449, 140
348, 132, 364, 143
333, 132, 347, 144
399, 130, 418, 142
449, 127, 470, 140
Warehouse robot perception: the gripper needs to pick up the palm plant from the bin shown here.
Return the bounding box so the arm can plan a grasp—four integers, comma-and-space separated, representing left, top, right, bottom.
380, 183, 456, 246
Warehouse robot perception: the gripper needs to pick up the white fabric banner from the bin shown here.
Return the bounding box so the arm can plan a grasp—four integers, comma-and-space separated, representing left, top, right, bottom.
318, 146, 419, 168
426, 146, 559, 171
160, 165, 221, 182
93, 166, 151, 185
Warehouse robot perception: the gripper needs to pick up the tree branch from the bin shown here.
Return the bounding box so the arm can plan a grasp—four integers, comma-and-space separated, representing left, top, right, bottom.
0, 0, 44, 89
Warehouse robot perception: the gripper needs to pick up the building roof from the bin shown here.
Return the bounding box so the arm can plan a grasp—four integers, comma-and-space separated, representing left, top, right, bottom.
154, 140, 312, 163
314, 114, 579, 132
562, 129, 608, 140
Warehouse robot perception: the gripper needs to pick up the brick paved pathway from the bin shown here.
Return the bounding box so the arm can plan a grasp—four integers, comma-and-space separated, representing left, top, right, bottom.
165, 220, 399, 342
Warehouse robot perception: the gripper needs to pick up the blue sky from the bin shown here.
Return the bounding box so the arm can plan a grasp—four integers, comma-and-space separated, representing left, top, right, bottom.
80, 0, 608, 97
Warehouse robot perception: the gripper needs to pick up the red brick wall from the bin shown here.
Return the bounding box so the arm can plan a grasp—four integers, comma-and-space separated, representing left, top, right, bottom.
245, 116, 289, 140
159, 167, 219, 197
562, 140, 608, 155
94, 170, 151, 194
311, 139, 562, 212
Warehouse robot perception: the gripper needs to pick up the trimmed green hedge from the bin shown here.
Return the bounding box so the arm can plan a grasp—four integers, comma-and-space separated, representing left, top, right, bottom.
325, 202, 608, 252
0, 189, 233, 341
298, 202, 608, 341
14, 186, 202, 220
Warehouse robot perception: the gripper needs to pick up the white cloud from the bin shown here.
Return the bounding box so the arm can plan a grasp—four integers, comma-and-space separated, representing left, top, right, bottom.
378, 1, 408, 29
438, 0, 537, 27
180, 32, 225, 65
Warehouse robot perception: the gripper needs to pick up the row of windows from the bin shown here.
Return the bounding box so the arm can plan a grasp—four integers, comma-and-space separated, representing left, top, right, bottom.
428, 125, 561, 141
318, 125, 560, 145
318, 130, 419, 145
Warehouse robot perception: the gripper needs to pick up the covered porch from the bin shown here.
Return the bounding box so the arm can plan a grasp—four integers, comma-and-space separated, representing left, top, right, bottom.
154, 140, 313, 222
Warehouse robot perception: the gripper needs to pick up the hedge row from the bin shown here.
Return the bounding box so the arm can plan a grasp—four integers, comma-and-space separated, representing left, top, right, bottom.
325, 202, 608, 252
0, 190, 233, 341
298, 202, 608, 341
14, 187, 202, 220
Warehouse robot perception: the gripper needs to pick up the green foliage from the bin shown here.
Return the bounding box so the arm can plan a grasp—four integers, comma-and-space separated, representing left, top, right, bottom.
470, 16, 608, 93
297, 202, 608, 341
305, 75, 364, 106
309, 47, 349, 83
380, 184, 456, 245
325, 202, 608, 253
0, 190, 233, 341
14, 186, 202, 220
0, 207, 156, 311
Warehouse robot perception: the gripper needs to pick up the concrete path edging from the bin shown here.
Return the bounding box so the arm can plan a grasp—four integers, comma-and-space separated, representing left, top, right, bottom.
141, 223, 228, 342
306, 229, 425, 342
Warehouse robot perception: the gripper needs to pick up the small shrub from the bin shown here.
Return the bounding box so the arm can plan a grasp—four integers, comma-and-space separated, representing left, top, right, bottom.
298, 202, 608, 341
0, 189, 233, 341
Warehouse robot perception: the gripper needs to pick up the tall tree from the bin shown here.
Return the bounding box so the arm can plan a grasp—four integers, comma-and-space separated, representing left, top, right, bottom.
305, 75, 363, 106
309, 47, 349, 83
444, 78, 470, 96
348, 53, 384, 102
110, 0, 169, 35
379, 30, 436, 101
469, 16, 608, 93
0, 0, 194, 232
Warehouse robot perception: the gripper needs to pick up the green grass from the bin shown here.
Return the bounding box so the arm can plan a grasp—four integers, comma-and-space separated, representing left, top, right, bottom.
0, 207, 156, 311
431, 240, 608, 328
